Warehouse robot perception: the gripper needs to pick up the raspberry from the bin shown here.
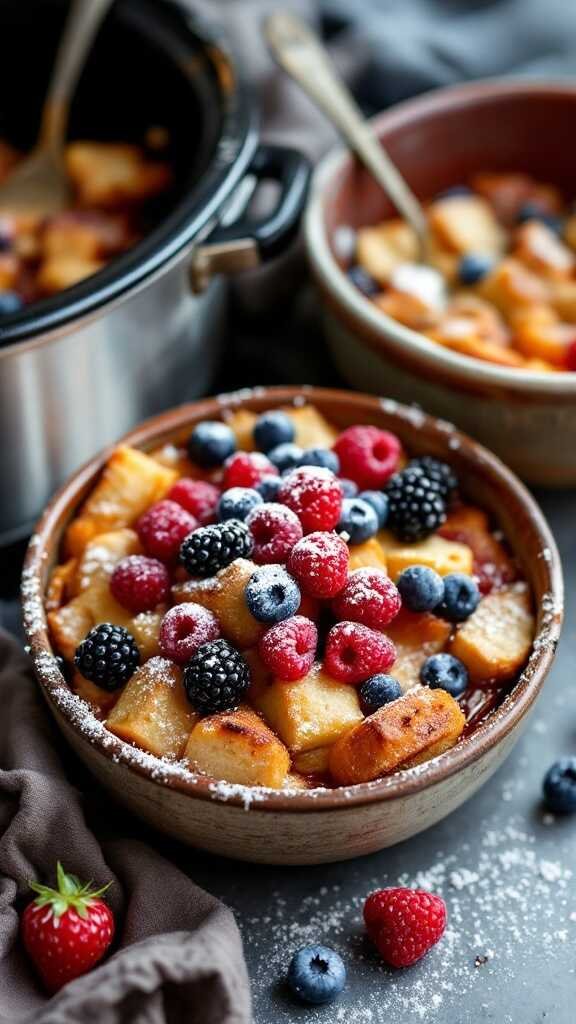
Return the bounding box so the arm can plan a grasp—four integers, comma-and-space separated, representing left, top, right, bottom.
334, 425, 402, 489
259, 616, 318, 680
222, 451, 278, 490
333, 568, 401, 630
279, 466, 342, 533
136, 500, 197, 563
110, 555, 170, 613
324, 621, 396, 684
247, 502, 303, 564
363, 888, 447, 968
167, 478, 220, 525
159, 603, 221, 664
287, 532, 349, 599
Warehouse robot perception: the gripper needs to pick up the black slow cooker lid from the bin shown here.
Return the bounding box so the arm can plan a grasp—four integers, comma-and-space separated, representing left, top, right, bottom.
0, 0, 257, 348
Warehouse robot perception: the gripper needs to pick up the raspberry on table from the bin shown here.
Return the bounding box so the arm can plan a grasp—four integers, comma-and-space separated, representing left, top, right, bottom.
385, 465, 447, 542
279, 466, 342, 533
287, 531, 349, 599
420, 652, 468, 697
359, 674, 402, 714
337, 496, 379, 544
217, 486, 263, 521
363, 887, 447, 968
183, 639, 250, 714
110, 555, 170, 613
333, 568, 401, 630
222, 450, 278, 490
397, 565, 445, 613
136, 499, 198, 563
324, 621, 396, 684
543, 758, 576, 814
74, 623, 140, 691
334, 425, 402, 489
188, 420, 236, 467
179, 519, 253, 577
287, 944, 346, 1005
159, 603, 221, 665
258, 615, 318, 680
246, 502, 303, 565
267, 442, 303, 473
435, 572, 480, 622
245, 565, 301, 623
253, 410, 295, 452
167, 478, 220, 525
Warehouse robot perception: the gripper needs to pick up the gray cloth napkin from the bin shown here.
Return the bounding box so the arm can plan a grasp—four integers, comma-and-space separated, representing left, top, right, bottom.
0, 630, 251, 1024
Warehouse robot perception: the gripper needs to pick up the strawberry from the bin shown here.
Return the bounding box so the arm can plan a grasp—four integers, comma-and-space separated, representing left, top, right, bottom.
363, 887, 446, 968
21, 862, 115, 993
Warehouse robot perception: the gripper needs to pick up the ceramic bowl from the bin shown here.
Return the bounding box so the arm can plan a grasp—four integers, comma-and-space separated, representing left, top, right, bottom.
22, 386, 563, 864
305, 80, 576, 486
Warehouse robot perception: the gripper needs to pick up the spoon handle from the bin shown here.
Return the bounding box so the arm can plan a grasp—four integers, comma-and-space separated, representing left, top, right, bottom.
264, 11, 429, 260
40, 0, 116, 152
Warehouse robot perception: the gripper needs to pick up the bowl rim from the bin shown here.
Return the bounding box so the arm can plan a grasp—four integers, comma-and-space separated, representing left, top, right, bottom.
305, 77, 576, 396
22, 385, 564, 813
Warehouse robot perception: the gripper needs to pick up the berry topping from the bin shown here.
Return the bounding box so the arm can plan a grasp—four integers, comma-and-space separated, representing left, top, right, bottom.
359, 673, 402, 714
435, 573, 480, 622
287, 944, 346, 1006
333, 568, 401, 630
136, 499, 197, 564
334, 425, 402, 489
339, 478, 359, 498
287, 531, 349, 599
408, 456, 458, 502
256, 475, 283, 501
397, 565, 445, 613
74, 623, 140, 691
543, 758, 576, 814
258, 615, 318, 681
21, 862, 114, 993
183, 639, 250, 714
347, 263, 379, 297
420, 652, 469, 697
337, 496, 379, 544
167, 478, 220, 525
279, 466, 343, 533
324, 621, 396, 684
222, 450, 278, 490
179, 519, 253, 577
363, 887, 447, 968
0, 290, 22, 315
297, 447, 340, 474
245, 565, 301, 623
247, 502, 303, 565
254, 410, 295, 452
218, 486, 263, 521
458, 252, 493, 285
385, 465, 447, 542
359, 489, 389, 527
268, 442, 304, 473
159, 603, 221, 665
110, 554, 170, 613
188, 420, 236, 467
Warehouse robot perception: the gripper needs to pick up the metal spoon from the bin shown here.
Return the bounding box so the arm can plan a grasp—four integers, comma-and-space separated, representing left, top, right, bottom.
264, 11, 431, 264
0, 0, 115, 217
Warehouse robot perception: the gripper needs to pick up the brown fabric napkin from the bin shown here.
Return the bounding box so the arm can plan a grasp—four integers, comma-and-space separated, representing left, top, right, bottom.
0, 630, 252, 1024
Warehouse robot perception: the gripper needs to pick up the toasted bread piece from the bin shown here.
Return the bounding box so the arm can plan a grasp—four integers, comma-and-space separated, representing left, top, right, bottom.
64, 447, 177, 557
432, 331, 526, 367
292, 746, 331, 774
348, 537, 388, 573
66, 142, 171, 208
375, 289, 440, 331
478, 258, 550, 315
450, 585, 534, 682
287, 405, 339, 449
513, 221, 574, 279
37, 255, 105, 294
223, 408, 258, 451
48, 579, 163, 662
428, 195, 505, 256
173, 558, 265, 649
472, 172, 562, 226
46, 558, 78, 611
513, 314, 572, 367
71, 670, 119, 718
550, 280, 576, 322
357, 219, 419, 284
253, 662, 363, 754
378, 532, 473, 581
184, 705, 290, 788
106, 657, 196, 758
71, 527, 141, 595
283, 771, 313, 790
329, 686, 465, 785
385, 609, 451, 692
439, 505, 517, 592
130, 611, 164, 660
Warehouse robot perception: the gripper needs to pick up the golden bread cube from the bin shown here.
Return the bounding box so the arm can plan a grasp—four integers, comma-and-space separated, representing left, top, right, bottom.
356, 219, 419, 284
450, 585, 534, 682
283, 772, 313, 790
71, 527, 141, 594
48, 592, 103, 662
184, 705, 290, 788
66, 142, 171, 208
223, 408, 257, 451
385, 609, 451, 692
378, 531, 473, 581
37, 255, 105, 294
329, 686, 465, 785
430, 327, 526, 367
478, 258, 550, 315
550, 280, 576, 322
287, 404, 339, 449
348, 538, 388, 573
513, 315, 572, 367
513, 221, 574, 279
428, 195, 505, 256
46, 558, 77, 611
0, 252, 20, 289
173, 558, 265, 649
253, 663, 363, 753
65, 446, 177, 557
71, 670, 119, 718
106, 657, 196, 758
292, 746, 331, 775
375, 289, 440, 331
439, 505, 517, 588
130, 611, 164, 660
48, 578, 162, 662
446, 293, 510, 345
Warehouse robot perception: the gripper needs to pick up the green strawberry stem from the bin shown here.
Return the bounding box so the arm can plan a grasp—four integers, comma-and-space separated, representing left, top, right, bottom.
28, 862, 111, 919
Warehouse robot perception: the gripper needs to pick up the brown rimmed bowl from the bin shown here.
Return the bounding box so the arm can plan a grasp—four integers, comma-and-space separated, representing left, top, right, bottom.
22, 386, 563, 864
305, 80, 576, 486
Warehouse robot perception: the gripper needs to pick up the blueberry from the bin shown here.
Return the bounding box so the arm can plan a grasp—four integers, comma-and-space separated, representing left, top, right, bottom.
218, 487, 262, 521
188, 421, 236, 468
420, 652, 468, 697
245, 566, 300, 623
397, 565, 445, 613
268, 442, 303, 473
339, 478, 359, 498
347, 264, 379, 297
287, 944, 346, 1005
436, 184, 472, 200
254, 410, 295, 453
337, 497, 379, 544
458, 253, 493, 285
256, 475, 283, 502
359, 490, 389, 528
359, 674, 402, 714
0, 290, 22, 315
543, 758, 576, 814
436, 573, 480, 622
298, 447, 340, 474
517, 202, 563, 233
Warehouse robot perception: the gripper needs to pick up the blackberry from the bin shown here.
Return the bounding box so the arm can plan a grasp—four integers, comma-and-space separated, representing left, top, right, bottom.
74, 623, 140, 691
408, 456, 458, 501
385, 465, 446, 542
183, 639, 250, 714
179, 519, 253, 577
